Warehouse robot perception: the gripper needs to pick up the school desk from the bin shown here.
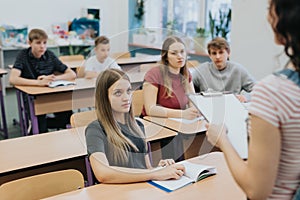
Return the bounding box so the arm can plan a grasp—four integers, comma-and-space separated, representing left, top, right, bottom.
14, 72, 147, 135
0, 69, 8, 139
61, 60, 85, 69
143, 116, 217, 160
0, 118, 177, 186
116, 55, 160, 72
138, 118, 178, 166
15, 78, 95, 135
42, 152, 246, 200
60, 54, 160, 72
0, 127, 88, 185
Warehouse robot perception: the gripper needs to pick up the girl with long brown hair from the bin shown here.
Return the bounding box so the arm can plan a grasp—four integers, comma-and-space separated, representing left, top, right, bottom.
86, 69, 185, 183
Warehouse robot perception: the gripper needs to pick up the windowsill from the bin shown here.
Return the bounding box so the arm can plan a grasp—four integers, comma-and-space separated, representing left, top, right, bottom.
128, 43, 209, 57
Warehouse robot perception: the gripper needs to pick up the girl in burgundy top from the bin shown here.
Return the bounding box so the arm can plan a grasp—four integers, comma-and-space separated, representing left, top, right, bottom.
142, 36, 199, 120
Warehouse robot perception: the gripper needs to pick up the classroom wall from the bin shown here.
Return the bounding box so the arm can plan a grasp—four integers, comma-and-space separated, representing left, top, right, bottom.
230, 0, 288, 80
0, 0, 289, 78
0, 0, 128, 53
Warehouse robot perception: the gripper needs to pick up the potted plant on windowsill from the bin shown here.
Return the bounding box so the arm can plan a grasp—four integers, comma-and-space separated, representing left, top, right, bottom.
132, 0, 149, 44
166, 20, 178, 36
209, 8, 231, 40
193, 27, 210, 53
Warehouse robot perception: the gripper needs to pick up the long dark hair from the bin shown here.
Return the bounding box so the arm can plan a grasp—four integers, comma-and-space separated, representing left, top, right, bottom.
160, 36, 189, 97
95, 69, 146, 164
269, 0, 300, 72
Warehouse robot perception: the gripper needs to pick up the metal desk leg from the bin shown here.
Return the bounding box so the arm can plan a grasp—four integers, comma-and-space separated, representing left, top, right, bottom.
85, 156, 94, 186
147, 142, 153, 166
27, 95, 39, 134
16, 90, 26, 136
0, 90, 8, 138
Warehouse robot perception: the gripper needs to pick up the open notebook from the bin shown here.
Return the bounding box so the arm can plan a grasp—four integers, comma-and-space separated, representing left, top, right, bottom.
188, 93, 248, 159
149, 161, 216, 192
48, 80, 76, 88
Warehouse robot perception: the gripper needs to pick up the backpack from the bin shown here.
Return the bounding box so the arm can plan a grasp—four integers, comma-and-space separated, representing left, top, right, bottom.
274, 68, 300, 87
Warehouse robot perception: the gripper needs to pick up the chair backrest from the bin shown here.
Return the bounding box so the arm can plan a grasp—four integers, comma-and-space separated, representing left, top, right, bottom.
132, 89, 144, 117
70, 110, 97, 128
59, 55, 85, 62
110, 51, 131, 59
76, 66, 86, 78
0, 169, 84, 200
186, 60, 200, 68
70, 90, 144, 128
59, 55, 85, 78
139, 63, 159, 72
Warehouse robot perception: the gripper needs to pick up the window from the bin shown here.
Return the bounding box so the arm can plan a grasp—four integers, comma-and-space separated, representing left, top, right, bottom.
143, 0, 231, 38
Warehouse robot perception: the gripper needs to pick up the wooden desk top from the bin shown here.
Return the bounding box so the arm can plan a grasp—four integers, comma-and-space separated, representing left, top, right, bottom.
14, 78, 95, 95
116, 55, 160, 65
137, 118, 177, 142
0, 118, 175, 174
0, 127, 86, 174
143, 116, 206, 134
14, 70, 146, 96
43, 152, 245, 200
71, 118, 176, 143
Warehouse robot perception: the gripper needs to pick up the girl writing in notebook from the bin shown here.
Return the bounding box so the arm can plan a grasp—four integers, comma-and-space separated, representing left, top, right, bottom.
85, 69, 185, 183
142, 36, 199, 119
206, 0, 300, 199
141, 36, 200, 161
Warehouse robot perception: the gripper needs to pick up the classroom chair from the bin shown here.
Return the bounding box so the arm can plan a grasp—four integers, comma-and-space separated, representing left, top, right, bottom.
58, 54, 85, 62
69, 110, 96, 186
70, 89, 144, 128
131, 89, 144, 116
76, 66, 86, 78
186, 60, 200, 68
70, 110, 96, 128
59, 55, 85, 78
139, 63, 159, 73
110, 51, 131, 59
0, 169, 84, 200
186, 60, 200, 75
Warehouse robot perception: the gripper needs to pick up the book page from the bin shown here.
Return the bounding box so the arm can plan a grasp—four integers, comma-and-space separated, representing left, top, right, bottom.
149, 161, 216, 192
48, 80, 76, 88
181, 161, 216, 182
